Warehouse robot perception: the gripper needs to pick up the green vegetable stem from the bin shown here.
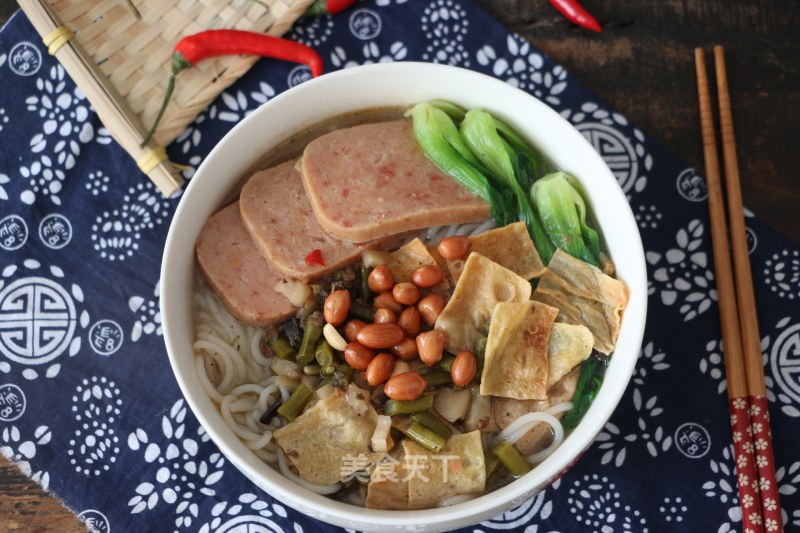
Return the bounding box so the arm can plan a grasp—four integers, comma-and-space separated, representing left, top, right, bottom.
491, 440, 531, 477
561, 356, 608, 430
530, 172, 601, 267
296, 312, 324, 365
403, 421, 447, 453
383, 395, 434, 416
277, 383, 313, 422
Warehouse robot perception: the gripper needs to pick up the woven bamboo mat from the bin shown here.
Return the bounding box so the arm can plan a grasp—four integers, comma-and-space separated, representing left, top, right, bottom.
18, 0, 315, 196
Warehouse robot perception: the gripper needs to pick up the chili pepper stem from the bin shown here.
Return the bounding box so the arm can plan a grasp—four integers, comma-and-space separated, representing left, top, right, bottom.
141, 54, 191, 147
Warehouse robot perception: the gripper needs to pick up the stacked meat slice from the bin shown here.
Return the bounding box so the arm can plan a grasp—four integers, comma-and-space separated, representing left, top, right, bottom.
196, 120, 490, 326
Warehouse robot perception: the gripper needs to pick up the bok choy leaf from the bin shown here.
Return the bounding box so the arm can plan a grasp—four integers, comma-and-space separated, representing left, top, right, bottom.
530, 172, 601, 268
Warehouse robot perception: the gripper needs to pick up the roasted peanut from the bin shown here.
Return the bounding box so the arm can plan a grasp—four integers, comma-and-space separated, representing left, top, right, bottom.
416, 330, 446, 366
365, 353, 396, 386
384, 371, 428, 401
397, 306, 421, 336
323, 289, 351, 326
374, 291, 404, 314
392, 282, 420, 306
356, 323, 405, 349
391, 337, 419, 361
437, 235, 471, 260
417, 293, 445, 326
451, 350, 477, 387
344, 342, 376, 371
344, 319, 367, 343
368, 265, 395, 292
411, 265, 444, 288
373, 307, 397, 324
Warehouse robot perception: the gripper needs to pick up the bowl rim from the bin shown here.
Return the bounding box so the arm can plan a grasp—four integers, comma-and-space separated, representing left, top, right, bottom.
161, 61, 648, 530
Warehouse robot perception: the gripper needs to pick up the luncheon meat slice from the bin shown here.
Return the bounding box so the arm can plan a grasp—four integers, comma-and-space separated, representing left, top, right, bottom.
300, 120, 490, 242
196, 203, 296, 327
239, 160, 393, 282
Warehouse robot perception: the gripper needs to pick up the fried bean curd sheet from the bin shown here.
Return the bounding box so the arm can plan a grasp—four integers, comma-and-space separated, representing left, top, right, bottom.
532, 248, 628, 354
388, 237, 451, 295
446, 221, 546, 283
403, 430, 486, 509
274, 385, 379, 485
365, 447, 410, 510
492, 366, 582, 455
480, 301, 558, 400
435, 253, 532, 354
547, 322, 594, 388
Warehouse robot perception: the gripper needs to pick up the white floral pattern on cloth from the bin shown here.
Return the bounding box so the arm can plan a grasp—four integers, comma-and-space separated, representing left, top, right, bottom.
647, 219, 717, 321
91, 181, 171, 261
560, 103, 651, 197
566, 473, 649, 532
0, 424, 52, 490
596, 389, 672, 468
700, 316, 800, 419
763, 249, 800, 300
67, 376, 122, 476
477, 482, 560, 531
477, 35, 568, 106
421, 0, 471, 66
129, 281, 162, 342
197, 493, 304, 533
0, 259, 88, 380
330, 40, 408, 67
127, 399, 226, 530
19, 64, 111, 206
703, 445, 744, 528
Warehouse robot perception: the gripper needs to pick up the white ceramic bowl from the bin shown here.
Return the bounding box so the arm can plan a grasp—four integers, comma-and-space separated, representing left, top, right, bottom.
161, 62, 647, 532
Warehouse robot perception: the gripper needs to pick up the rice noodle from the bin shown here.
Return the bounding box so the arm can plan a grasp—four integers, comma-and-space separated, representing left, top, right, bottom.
498, 402, 573, 445
439, 493, 478, 507
278, 449, 343, 495
193, 280, 282, 462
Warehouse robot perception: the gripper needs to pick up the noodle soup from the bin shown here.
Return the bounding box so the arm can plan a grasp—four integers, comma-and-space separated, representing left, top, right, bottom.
192, 103, 628, 510
161, 62, 647, 531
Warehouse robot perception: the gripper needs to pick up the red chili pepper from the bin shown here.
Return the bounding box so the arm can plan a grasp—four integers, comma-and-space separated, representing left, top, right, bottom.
548, 0, 602, 33
304, 0, 356, 16
305, 249, 326, 267
142, 30, 324, 145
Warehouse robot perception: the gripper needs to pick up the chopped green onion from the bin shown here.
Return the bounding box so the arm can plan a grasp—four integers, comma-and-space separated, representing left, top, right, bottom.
410, 410, 453, 439
492, 440, 531, 477
435, 353, 456, 372
269, 336, 296, 360
422, 369, 452, 387
348, 301, 375, 322
314, 338, 334, 369
403, 421, 447, 453
383, 395, 434, 416
277, 383, 313, 421
296, 312, 324, 365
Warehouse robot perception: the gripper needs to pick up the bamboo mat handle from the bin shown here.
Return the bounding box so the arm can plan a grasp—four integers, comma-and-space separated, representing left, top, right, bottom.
17, 0, 184, 197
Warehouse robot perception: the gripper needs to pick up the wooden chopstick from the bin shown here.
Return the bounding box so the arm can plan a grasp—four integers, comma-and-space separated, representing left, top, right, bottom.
695, 47, 773, 533
713, 46, 783, 532
694, 47, 764, 532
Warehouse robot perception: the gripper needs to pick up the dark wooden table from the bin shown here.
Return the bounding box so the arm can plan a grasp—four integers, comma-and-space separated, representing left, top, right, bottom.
1, 1, 798, 531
